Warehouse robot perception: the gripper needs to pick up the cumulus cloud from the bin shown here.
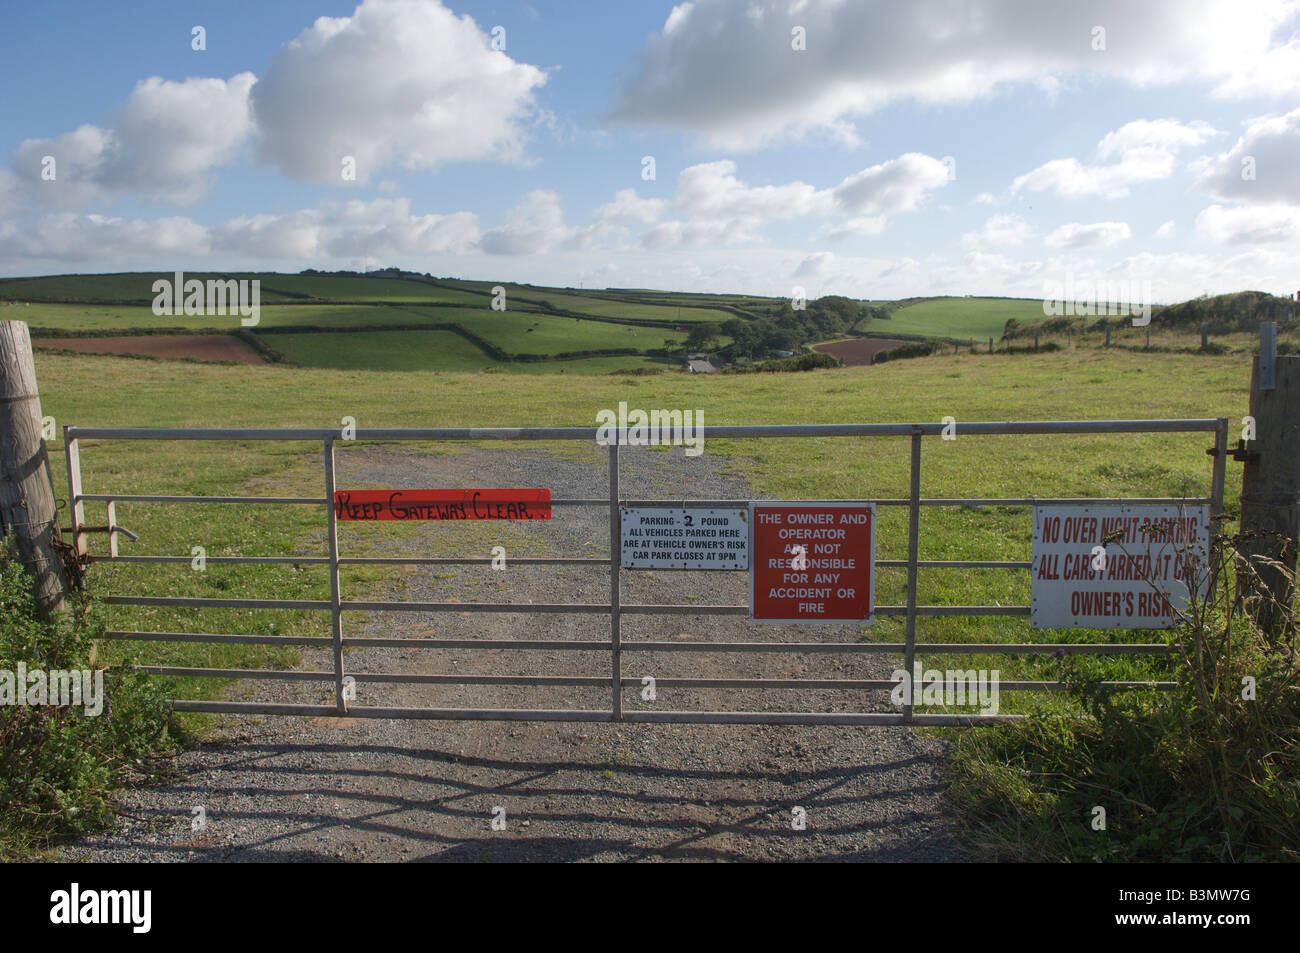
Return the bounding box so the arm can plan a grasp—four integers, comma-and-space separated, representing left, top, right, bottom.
793, 251, 835, 280
613, 0, 1300, 148
1195, 203, 1300, 243
674, 159, 832, 220
1195, 106, 1300, 204
621, 153, 947, 250
962, 213, 1033, 250
1011, 118, 1219, 199
833, 153, 950, 215
0, 212, 210, 262
1155, 220, 1177, 238
1044, 221, 1132, 249
593, 188, 667, 226
9, 75, 255, 208
250, 0, 547, 183
479, 190, 573, 255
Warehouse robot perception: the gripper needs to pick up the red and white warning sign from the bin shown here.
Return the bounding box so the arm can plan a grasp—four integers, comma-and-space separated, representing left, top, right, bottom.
750, 502, 874, 623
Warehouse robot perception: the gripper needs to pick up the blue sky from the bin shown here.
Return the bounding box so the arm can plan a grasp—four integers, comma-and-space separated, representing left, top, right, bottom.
1, 0, 1299, 302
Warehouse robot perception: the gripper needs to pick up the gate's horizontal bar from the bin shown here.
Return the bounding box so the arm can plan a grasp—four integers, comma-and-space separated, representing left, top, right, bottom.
100, 555, 330, 566
617, 604, 1033, 616
169, 700, 613, 720
878, 560, 1030, 569
620, 640, 1172, 654
620, 711, 1029, 725
105, 595, 331, 610
73, 492, 1208, 510
336, 556, 608, 566
618, 497, 1208, 509
140, 666, 1178, 694
67, 419, 1222, 441
341, 636, 608, 650
105, 630, 331, 646
165, 699, 1028, 724
340, 600, 609, 614
141, 666, 329, 681
79, 494, 327, 504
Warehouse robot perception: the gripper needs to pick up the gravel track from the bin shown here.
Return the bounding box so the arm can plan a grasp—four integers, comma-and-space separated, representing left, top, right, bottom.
64, 443, 966, 862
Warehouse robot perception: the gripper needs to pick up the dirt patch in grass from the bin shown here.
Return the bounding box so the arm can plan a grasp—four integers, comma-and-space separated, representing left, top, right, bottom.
33, 334, 266, 364
813, 338, 911, 366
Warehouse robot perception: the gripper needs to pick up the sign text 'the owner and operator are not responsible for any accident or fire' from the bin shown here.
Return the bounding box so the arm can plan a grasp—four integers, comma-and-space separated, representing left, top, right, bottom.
750, 502, 875, 622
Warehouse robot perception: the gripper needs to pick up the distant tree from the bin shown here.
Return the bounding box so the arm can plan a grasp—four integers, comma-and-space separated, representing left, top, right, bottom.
685, 322, 721, 351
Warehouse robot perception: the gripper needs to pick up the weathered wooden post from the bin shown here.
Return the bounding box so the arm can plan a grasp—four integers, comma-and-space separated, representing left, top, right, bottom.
1201, 323, 1208, 350
1034, 333, 1039, 351
0, 321, 70, 618
1239, 325, 1298, 635
988, 336, 993, 354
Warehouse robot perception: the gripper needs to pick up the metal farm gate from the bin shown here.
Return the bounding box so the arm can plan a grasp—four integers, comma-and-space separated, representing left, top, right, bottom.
63, 418, 1229, 726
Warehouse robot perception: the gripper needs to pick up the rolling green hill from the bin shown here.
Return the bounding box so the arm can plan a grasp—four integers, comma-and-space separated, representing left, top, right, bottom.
866, 296, 1046, 340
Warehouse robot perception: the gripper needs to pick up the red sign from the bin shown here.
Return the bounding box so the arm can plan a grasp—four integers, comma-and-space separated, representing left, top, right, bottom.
750, 503, 874, 622
334, 488, 551, 521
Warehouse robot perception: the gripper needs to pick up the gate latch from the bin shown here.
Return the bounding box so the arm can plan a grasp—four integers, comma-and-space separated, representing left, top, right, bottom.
1212, 439, 1259, 463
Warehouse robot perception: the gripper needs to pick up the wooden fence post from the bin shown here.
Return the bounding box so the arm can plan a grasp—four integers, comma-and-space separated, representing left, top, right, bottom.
0, 321, 71, 618
1238, 345, 1299, 635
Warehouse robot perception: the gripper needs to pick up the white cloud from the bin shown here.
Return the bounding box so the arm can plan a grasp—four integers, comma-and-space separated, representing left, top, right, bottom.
1012, 118, 1219, 199
1195, 107, 1300, 204
1195, 203, 1300, 243
250, 0, 546, 183
820, 216, 888, 240
10, 75, 255, 208
1155, 220, 1177, 238
613, 0, 1300, 148
0, 212, 210, 262
1044, 221, 1132, 249
793, 251, 835, 280
833, 153, 950, 215
624, 153, 946, 249
674, 159, 832, 220
479, 190, 573, 255
593, 188, 667, 226
962, 213, 1033, 250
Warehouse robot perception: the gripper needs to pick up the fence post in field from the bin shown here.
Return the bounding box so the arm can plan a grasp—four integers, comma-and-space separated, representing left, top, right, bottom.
1034, 332, 1039, 351
1238, 329, 1299, 635
1201, 323, 1208, 350
0, 321, 71, 618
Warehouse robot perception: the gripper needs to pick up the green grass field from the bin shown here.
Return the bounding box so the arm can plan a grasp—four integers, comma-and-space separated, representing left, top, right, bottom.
438, 280, 735, 324
869, 296, 1046, 339
260, 329, 671, 374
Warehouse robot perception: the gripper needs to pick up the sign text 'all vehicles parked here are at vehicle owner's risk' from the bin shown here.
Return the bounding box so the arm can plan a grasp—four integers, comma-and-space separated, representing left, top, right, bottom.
620, 507, 749, 569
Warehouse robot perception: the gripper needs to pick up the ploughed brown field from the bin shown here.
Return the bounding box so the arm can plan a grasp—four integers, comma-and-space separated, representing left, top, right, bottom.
32, 334, 266, 364
812, 337, 911, 366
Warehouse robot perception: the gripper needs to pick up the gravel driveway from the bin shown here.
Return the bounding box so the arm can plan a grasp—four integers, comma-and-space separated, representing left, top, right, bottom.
64, 442, 966, 862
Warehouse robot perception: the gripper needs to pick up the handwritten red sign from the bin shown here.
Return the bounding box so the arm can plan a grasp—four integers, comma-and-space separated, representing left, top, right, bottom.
334, 489, 551, 521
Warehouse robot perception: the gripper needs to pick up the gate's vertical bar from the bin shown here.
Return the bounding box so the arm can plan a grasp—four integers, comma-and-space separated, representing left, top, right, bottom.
323, 436, 345, 712
903, 427, 922, 723
609, 440, 622, 720
63, 429, 86, 558
1208, 417, 1229, 600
